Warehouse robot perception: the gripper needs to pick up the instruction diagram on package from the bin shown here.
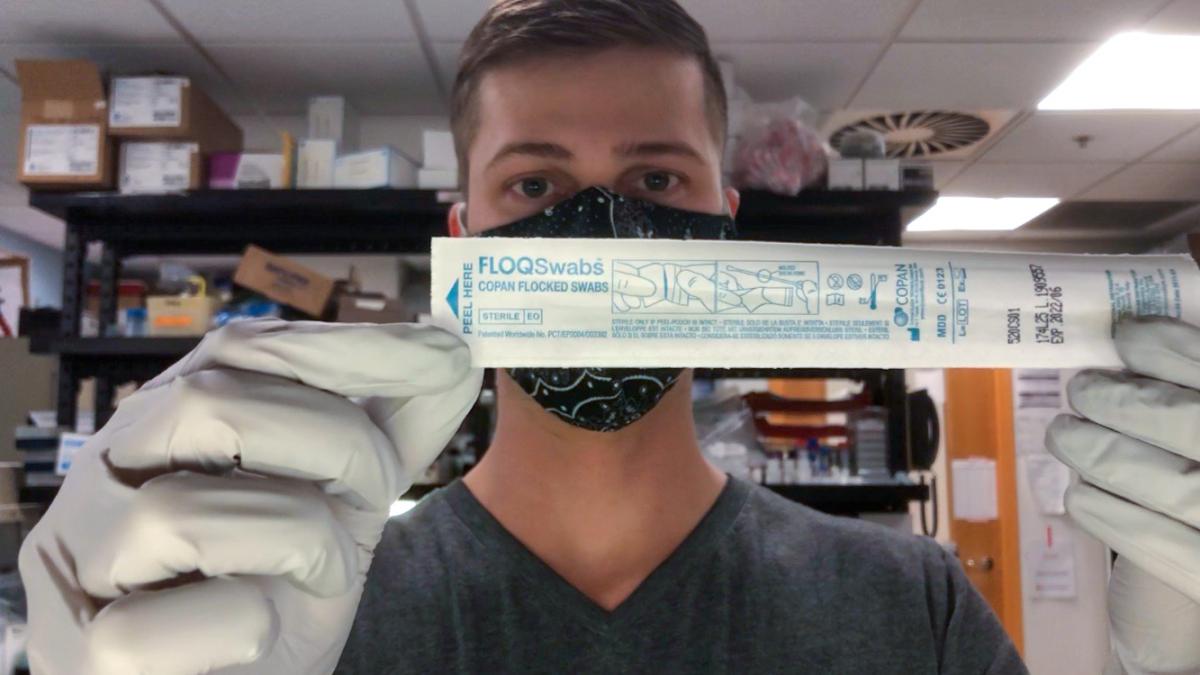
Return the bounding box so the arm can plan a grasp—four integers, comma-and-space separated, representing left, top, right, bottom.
611, 259, 820, 315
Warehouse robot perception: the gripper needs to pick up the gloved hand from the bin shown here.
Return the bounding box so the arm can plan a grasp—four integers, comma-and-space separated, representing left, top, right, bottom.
19, 320, 482, 674
1046, 316, 1200, 674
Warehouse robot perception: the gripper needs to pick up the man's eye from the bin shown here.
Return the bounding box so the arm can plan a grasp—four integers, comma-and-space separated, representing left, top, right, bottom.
640, 172, 677, 192
516, 177, 551, 198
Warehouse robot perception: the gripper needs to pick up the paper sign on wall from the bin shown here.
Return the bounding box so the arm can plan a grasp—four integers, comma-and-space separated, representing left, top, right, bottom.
951, 458, 998, 522
1025, 454, 1071, 515
1032, 524, 1077, 600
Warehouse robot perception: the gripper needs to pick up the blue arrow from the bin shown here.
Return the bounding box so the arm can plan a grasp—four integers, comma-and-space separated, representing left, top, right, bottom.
446, 279, 460, 318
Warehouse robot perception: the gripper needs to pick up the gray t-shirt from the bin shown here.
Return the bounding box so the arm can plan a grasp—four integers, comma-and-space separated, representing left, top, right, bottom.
336, 476, 1027, 674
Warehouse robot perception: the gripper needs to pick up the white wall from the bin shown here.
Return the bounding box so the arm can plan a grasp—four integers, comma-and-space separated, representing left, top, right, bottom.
1011, 369, 1111, 675
0, 225, 62, 307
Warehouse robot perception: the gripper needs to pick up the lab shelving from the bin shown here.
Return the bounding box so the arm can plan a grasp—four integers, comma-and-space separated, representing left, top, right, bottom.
28, 187, 936, 514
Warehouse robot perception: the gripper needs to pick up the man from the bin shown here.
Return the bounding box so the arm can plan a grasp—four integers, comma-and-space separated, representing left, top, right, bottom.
19, 1, 1200, 674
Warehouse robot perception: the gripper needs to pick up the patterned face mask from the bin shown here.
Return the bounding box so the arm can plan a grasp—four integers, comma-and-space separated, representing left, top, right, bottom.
476, 186, 737, 432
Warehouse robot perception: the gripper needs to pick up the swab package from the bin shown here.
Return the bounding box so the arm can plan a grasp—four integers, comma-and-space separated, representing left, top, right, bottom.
430, 237, 1200, 369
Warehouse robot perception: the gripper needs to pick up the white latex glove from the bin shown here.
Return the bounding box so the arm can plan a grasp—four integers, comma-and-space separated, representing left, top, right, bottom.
18, 320, 482, 675
1046, 317, 1200, 675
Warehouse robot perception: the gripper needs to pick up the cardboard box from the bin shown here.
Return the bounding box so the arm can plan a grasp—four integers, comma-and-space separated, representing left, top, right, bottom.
108, 77, 242, 154
233, 245, 335, 317
827, 158, 864, 190
297, 139, 337, 188
864, 159, 901, 191
119, 142, 202, 193
147, 295, 218, 336
418, 168, 458, 190
336, 295, 410, 323
308, 96, 360, 151
16, 60, 113, 189
422, 130, 456, 169
209, 153, 287, 189
334, 146, 416, 189
901, 161, 934, 191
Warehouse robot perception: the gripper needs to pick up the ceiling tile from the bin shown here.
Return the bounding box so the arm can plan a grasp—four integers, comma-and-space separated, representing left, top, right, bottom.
159, 0, 415, 43
207, 42, 441, 115
1148, 124, 1200, 160
1080, 162, 1200, 199
713, 42, 879, 110
0, 42, 253, 114
980, 112, 1200, 162
413, 0, 490, 41
932, 161, 966, 189
1144, 0, 1200, 33
942, 161, 1124, 198
1019, 200, 1196, 233
851, 42, 1097, 110
432, 42, 463, 89
0, 0, 178, 43
901, 0, 1164, 41
683, 0, 910, 41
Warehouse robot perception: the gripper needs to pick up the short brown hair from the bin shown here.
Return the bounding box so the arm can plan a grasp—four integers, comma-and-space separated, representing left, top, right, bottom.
450, 0, 727, 188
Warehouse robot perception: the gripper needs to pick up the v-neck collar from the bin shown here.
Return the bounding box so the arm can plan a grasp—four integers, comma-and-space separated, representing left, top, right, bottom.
442, 473, 751, 633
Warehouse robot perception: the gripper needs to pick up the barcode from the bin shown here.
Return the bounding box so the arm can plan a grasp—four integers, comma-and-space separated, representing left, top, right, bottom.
153, 110, 178, 122
164, 174, 186, 186
68, 162, 94, 173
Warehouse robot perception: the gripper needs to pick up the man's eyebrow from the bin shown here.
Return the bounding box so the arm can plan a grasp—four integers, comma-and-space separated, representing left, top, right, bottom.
486, 141, 574, 168
614, 141, 704, 161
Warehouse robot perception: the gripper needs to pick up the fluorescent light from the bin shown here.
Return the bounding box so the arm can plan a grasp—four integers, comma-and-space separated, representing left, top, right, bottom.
389, 499, 418, 518
907, 197, 1059, 232
1040, 32, 1200, 110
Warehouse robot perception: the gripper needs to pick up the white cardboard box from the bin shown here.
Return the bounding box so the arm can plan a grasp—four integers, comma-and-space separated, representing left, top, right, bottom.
418, 168, 458, 190
864, 159, 902, 191
119, 141, 199, 194
827, 158, 865, 190
422, 130, 456, 169
308, 96, 360, 151
297, 138, 337, 188
109, 77, 186, 128
335, 147, 416, 189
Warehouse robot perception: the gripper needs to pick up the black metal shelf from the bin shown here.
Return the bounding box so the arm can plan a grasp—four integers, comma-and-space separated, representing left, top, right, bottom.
29, 188, 935, 254
43, 336, 201, 357
764, 482, 929, 515
30, 187, 934, 494
29, 189, 450, 255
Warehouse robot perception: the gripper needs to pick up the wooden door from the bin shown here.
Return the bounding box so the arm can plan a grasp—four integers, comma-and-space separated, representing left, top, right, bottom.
943, 368, 1024, 655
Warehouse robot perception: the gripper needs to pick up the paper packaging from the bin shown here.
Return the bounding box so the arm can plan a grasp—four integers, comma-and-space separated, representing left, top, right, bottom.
233, 245, 335, 317
147, 295, 218, 336
430, 237, 1200, 369
334, 146, 416, 189
336, 295, 410, 323
209, 153, 286, 189
298, 138, 337, 188
107, 77, 242, 153
826, 158, 864, 190
308, 96, 360, 151
15, 59, 113, 189
119, 142, 202, 193
864, 159, 901, 190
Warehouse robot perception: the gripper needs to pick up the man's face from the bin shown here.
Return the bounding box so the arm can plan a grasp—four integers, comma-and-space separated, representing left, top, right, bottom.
460, 46, 731, 233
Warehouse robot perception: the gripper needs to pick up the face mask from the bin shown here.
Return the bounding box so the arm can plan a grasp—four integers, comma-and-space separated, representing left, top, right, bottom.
476, 186, 737, 432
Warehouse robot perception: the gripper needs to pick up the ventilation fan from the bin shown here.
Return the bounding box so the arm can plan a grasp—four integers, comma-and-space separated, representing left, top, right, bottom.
824, 109, 1016, 160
